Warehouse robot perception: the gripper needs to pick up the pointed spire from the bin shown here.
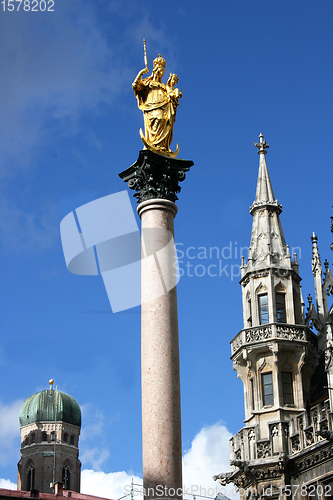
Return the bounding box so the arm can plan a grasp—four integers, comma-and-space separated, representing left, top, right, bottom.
246, 134, 287, 269
250, 134, 282, 215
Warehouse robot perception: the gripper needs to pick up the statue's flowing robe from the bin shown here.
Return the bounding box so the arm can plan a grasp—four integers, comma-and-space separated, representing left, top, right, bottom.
133, 79, 178, 152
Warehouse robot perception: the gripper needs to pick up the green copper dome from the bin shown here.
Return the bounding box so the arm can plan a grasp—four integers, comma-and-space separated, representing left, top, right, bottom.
19, 389, 81, 428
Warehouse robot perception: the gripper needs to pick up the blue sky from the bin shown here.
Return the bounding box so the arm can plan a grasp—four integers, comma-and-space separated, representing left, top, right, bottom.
0, 0, 332, 496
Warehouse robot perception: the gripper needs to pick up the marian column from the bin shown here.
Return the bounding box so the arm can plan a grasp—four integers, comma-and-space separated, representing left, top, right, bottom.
119, 53, 193, 500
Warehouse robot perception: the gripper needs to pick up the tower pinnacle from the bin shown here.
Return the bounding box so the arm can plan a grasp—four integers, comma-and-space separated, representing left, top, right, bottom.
250, 133, 281, 214
254, 132, 269, 154
246, 134, 286, 268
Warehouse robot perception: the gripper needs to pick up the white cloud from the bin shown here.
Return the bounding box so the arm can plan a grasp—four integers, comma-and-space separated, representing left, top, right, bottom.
183, 422, 238, 500
81, 470, 142, 500
81, 448, 110, 472
0, 478, 17, 489
80, 403, 112, 471
0, 399, 24, 466
80, 423, 238, 500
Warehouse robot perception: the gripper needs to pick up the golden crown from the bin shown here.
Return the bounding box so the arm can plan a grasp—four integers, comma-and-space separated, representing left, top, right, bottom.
153, 54, 166, 68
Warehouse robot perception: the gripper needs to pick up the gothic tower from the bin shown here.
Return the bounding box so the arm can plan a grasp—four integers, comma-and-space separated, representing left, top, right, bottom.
17, 381, 81, 494
214, 134, 322, 499
234, 134, 319, 435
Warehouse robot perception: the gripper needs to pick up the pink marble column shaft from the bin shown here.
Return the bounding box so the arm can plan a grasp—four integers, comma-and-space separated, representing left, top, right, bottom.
138, 199, 182, 500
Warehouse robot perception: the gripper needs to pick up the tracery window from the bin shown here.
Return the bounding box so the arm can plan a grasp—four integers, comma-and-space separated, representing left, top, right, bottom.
27, 464, 35, 491
62, 464, 70, 490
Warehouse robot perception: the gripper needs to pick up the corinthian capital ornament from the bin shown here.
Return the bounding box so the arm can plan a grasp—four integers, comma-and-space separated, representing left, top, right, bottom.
132, 43, 182, 157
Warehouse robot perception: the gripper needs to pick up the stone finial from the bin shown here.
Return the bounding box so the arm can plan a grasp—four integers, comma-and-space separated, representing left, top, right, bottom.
254, 133, 270, 155
311, 232, 322, 276
307, 294, 313, 307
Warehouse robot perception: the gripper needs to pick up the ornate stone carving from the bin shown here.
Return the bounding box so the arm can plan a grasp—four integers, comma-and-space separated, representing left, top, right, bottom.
119, 150, 193, 204
252, 270, 269, 279
276, 325, 305, 341
325, 340, 333, 370
245, 326, 272, 342
316, 429, 333, 441
292, 443, 333, 474
312, 409, 318, 430
257, 441, 272, 458
271, 425, 279, 437
250, 200, 282, 215
273, 268, 290, 278
232, 335, 243, 353
213, 471, 234, 486
241, 276, 250, 287
304, 427, 314, 445
291, 434, 300, 452
248, 429, 256, 441
256, 282, 268, 294
283, 422, 289, 437
275, 281, 286, 292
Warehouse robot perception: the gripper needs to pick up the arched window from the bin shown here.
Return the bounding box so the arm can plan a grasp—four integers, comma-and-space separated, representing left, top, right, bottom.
51, 431, 56, 442
276, 293, 286, 322
42, 431, 47, 441
63, 433, 68, 443
70, 435, 75, 445
31, 433, 35, 444
27, 464, 35, 491
62, 464, 70, 490
25, 436, 29, 446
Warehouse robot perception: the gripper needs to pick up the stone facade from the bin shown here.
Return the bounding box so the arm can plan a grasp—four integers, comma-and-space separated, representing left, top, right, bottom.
17, 388, 81, 494
214, 135, 333, 500
17, 420, 81, 493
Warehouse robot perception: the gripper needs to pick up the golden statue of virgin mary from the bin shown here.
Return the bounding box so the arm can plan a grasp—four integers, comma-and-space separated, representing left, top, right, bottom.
132, 54, 182, 157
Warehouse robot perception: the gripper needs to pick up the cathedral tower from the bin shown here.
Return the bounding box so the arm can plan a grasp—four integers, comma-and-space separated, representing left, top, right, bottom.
17, 381, 81, 494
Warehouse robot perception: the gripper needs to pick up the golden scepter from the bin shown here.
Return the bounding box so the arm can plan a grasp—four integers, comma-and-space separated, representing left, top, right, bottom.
143, 38, 148, 70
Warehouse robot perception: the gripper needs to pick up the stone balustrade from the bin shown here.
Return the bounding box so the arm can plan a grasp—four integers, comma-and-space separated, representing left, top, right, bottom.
229, 400, 332, 463
231, 324, 318, 355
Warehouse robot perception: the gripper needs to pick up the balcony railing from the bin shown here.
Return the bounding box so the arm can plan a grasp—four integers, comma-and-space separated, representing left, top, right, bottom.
229, 400, 331, 463
231, 324, 318, 355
